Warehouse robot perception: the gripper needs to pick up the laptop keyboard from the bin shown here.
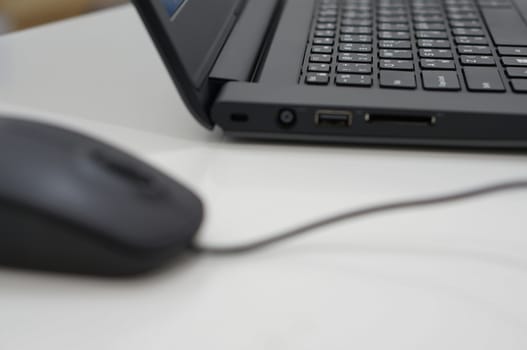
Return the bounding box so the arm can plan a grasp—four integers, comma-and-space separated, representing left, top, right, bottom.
301, 0, 527, 93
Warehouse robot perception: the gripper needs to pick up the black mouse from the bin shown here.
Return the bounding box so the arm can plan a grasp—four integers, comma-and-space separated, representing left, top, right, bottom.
0, 117, 204, 276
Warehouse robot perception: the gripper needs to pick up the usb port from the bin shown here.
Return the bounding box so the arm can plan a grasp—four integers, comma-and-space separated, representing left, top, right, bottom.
315, 110, 353, 127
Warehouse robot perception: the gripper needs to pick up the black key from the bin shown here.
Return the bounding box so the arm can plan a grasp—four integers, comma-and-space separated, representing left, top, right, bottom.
449, 20, 481, 28
378, 31, 411, 40
340, 34, 372, 43
317, 17, 337, 23
339, 43, 373, 53
338, 53, 373, 63
341, 19, 373, 26
379, 59, 414, 70
460, 55, 496, 65
378, 9, 407, 16
452, 28, 485, 36
413, 8, 442, 15
414, 23, 446, 30
479, 0, 513, 9
463, 67, 505, 91
313, 38, 334, 45
378, 23, 410, 31
414, 15, 444, 22
448, 12, 478, 20
481, 8, 527, 46
502, 57, 527, 66
380, 71, 416, 88
422, 71, 461, 90
336, 74, 373, 86
378, 40, 411, 49
505, 67, 527, 78
497, 47, 527, 56
417, 39, 450, 48
420, 59, 456, 69
315, 30, 336, 38
342, 11, 373, 19
341, 26, 373, 34
378, 16, 408, 23
415, 31, 448, 39
455, 36, 488, 45
312, 46, 333, 54
379, 49, 413, 59
310, 54, 332, 63
419, 49, 453, 58
305, 73, 330, 85
337, 63, 373, 74
316, 23, 337, 30
308, 63, 331, 73
457, 45, 492, 55
446, 5, 476, 13
510, 79, 527, 92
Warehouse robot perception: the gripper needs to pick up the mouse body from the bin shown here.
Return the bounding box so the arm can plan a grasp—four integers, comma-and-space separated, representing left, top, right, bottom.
0, 117, 203, 276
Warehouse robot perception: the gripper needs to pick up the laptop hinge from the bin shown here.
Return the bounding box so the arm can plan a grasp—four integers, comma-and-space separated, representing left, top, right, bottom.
209, 0, 283, 84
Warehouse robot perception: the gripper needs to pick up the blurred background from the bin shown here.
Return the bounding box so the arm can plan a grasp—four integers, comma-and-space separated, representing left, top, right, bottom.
0, 0, 128, 34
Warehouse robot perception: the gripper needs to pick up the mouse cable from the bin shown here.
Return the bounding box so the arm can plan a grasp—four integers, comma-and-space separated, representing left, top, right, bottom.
190, 179, 527, 255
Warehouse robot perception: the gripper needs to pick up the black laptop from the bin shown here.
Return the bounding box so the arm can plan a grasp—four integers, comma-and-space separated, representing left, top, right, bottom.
132, 0, 527, 147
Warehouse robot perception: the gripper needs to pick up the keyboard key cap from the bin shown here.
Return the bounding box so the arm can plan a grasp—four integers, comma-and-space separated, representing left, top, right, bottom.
464, 67, 505, 91
380, 71, 417, 88
378, 40, 411, 49
481, 8, 527, 46
417, 39, 451, 48
316, 23, 337, 30
379, 49, 413, 59
452, 28, 485, 36
413, 15, 444, 22
419, 49, 453, 58
312, 46, 333, 54
378, 16, 409, 23
337, 63, 372, 74
313, 38, 334, 45
336, 74, 373, 86
501, 57, 527, 66
420, 59, 456, 69
457, 45, 492, 54
497, 47, 527, 56
415, 31, 449, 39
339, 43, 373, 53
315, 30, 335, 38
310, 54, 332, 63
308, 63, 331, 73
341, 26, 373, 34
449, 20, 481, 28
414, 23, 446, 30
379, 31, 411, 40
378, 23, 410, 31
422, 71, 461, 90
305, 73, 330, 85
340, 35, 372, 43
460, 55, 496, 65
338, 53, 373, 63
455, 36, 488, 45
448, 12, 478, 20
380, 59, 414, 70
510, 79, 527, 92
505, 67, 527, 78
341, 19, 373, 26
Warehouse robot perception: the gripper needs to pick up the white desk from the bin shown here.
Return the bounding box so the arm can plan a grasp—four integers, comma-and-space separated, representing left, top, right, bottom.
1, 5, 527, 350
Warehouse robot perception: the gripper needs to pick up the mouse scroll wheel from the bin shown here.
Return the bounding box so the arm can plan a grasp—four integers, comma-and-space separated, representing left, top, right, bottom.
90, 149, 156, 189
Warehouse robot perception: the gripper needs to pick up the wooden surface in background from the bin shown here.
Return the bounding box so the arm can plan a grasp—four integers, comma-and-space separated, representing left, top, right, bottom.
0, 0, 127, 30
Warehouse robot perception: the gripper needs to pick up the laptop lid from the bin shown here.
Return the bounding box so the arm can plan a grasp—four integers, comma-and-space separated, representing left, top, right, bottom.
132, 0, 246, 129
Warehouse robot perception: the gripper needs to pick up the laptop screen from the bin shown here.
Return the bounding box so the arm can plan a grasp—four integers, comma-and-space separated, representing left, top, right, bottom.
152, 0, 244, 87
161, 0, 186, 18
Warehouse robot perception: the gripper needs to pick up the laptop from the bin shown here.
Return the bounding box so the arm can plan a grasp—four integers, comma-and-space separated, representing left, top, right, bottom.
132, 0, 527, 147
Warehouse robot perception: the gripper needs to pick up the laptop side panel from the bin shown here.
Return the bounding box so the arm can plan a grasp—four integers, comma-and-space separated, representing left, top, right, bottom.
132, 0, 246, 128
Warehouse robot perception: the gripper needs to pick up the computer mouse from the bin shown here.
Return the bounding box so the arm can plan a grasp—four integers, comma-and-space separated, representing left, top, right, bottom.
0, 117, 204, 276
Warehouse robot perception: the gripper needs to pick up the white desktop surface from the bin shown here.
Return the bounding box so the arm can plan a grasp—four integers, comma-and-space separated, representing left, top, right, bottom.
1, 5, 527, 350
